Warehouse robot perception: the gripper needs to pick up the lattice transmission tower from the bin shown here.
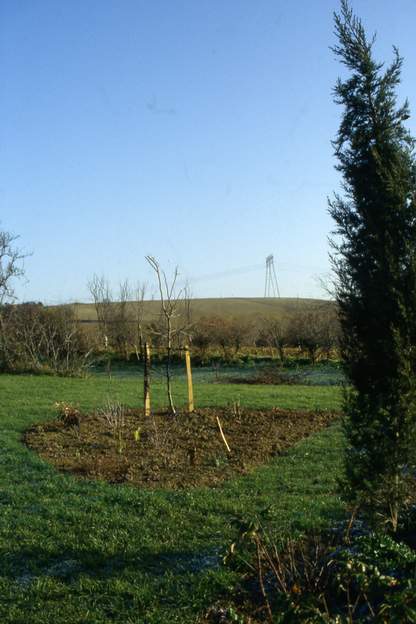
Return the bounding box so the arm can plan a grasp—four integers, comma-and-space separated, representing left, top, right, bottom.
264, 254, 280, 297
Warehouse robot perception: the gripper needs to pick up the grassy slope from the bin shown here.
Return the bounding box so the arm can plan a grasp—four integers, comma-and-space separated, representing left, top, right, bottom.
0, 374, 343, 624
71, 296, 330, 323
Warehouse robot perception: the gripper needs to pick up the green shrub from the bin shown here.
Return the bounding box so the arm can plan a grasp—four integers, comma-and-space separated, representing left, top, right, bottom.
221, 520, 416, 623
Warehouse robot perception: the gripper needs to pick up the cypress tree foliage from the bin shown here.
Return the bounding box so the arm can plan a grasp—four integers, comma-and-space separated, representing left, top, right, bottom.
329, 1, 416, 531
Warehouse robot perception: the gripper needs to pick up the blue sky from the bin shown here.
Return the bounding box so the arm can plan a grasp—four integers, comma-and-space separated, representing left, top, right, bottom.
1, 1, 416, 303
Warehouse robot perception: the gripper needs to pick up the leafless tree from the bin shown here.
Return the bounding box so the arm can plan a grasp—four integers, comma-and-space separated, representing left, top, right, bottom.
182, 281, 193, 343
146, 256, 185, 415
257, 316, 289, 362
207, 315, 234, 359
88, 275, 141, 358
191, 315, 215, 359
228, 317, 253, 356
87, 274, 113, 348
0, 229, 27, 369
0, 230, 26, 304
112, 280, 135, 359
315, 302, 340, 359
133, 282, 147, 361
287, 304, 338, 364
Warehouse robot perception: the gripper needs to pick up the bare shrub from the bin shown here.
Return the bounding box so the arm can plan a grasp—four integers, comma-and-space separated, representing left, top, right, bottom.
98, 400, 126, 453
229, 398, 242, 418
1, 303, 91, 374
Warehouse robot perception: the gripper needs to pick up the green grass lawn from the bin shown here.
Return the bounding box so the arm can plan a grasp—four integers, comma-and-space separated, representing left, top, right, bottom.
0, 373, 344, 623
92, 359, 345, 387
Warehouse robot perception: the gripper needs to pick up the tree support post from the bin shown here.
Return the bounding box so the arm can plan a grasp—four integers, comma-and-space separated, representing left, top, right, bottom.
144, 342, 151, 416
185, 345, 194, 413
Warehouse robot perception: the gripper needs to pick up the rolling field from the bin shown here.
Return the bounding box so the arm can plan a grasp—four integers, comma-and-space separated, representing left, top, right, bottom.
70, 296, 331, 324
0, 370, 344, 623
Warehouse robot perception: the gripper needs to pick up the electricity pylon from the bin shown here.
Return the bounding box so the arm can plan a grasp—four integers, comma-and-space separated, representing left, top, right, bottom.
264, 254, 280, 297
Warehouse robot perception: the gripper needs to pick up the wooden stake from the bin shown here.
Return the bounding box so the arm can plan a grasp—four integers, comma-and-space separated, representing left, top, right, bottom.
216, 416, 231, 453
144, 342, 151, 416
184, 344, 194, 412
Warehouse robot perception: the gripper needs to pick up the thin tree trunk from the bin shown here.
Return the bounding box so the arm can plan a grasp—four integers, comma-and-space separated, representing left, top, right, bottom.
166, 317, 176, 415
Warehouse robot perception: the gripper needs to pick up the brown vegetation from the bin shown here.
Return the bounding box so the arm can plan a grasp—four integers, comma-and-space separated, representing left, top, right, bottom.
0, 303, 90, 374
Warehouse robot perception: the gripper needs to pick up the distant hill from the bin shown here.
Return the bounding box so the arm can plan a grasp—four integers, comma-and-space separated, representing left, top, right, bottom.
71, 297, 332, 324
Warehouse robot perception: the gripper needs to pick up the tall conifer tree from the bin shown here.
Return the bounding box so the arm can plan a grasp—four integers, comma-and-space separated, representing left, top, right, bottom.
330, 1, 416, 530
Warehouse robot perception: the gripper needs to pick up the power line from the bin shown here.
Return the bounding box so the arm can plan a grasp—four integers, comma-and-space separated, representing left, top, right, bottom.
184, 263, 264, 284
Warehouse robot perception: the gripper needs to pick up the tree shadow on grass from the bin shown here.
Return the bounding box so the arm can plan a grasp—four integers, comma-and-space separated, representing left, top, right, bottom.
1, 544, 222, 587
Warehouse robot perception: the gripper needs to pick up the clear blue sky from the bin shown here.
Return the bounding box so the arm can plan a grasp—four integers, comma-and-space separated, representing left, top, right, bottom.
1, 0, 416, 303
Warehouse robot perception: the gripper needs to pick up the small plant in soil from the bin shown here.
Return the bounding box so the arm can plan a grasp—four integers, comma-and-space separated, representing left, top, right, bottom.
97, 400, 126, 454
54, 401, 82, 438
213, 453, 229, 469
55, 401, 81, 427
133, 426, 141, 445
230, 399, 242, 418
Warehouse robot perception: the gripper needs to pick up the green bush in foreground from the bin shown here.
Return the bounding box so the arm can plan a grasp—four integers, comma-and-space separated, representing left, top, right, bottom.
222, 522, 416, 623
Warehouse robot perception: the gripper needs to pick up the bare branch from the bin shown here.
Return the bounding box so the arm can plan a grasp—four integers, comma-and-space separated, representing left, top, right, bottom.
0, 229, 27, 304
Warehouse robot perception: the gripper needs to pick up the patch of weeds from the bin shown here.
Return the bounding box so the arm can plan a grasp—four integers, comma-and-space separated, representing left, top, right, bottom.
212, 453, 230, 469
215, 517, 416, 623
97, 400, 126, 454
54, 401, 82, 438
55, 401, 81, 428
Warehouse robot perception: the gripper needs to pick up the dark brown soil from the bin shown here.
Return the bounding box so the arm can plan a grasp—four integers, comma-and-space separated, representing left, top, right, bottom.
24, 407, 338, 489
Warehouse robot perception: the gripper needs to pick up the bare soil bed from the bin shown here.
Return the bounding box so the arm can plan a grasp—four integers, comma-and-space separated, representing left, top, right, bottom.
24, 407, 338, 489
